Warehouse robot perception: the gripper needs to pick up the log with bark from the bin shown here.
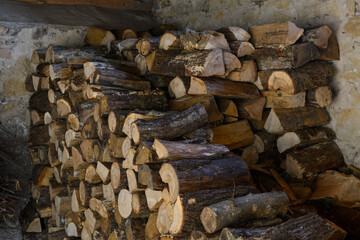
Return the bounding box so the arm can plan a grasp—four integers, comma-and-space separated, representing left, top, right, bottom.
217, 27, 251, 41
200, 191, 289, 233
251, 42, 320, 70
147, 49, 225, 77
248, 21, 303, 48
188, 76, 260, 99
131, 103, 208, 144
229, 41, 255, 57
262, 90, 306, 108
267, 61, 335, 94
264, 107, 330, 134
211, 120, 254, 150
235, 97, 266, 121
159, 154, 251, 203
85, 26, 116, 46
277, 127, 336, 153
307, 86, 333, 107
219, 213, 346, 240
168, 95, 223, 123
286, 142, 344, 179
227, 59, 257, 82
303, 25, 332, 49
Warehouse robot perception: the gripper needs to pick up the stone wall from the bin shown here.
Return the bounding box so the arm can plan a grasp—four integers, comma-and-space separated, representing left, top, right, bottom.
0, 22, 87, 139
154, 0, 360, 168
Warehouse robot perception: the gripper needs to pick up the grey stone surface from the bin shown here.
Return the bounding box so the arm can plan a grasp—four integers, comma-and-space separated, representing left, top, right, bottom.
154, 0, 360, 169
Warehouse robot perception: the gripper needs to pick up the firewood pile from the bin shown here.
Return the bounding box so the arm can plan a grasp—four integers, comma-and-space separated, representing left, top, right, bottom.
23, 22, 356, 239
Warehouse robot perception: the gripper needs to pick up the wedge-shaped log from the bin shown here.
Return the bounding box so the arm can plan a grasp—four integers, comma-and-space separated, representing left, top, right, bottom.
216, 99, 238, 117
235, 97, 266, 121
248, 21, 303, 48
264, 107, 330, 134
200, 191, 289, 233
147, 49, 225, 77
217, 27, 250, 41
251, 42, 320, 70
153, 139, 229, 160
317, 33, 340, 61
212, 120, 254, 150
168, 76, 190, 99
168, 95, 223, 123
310, 170, 360, 208
303, 25, 332, 49
262, 90, 306, 108
219, 213, 346, 240
188, 76, 260, 99
277, 127, 336, 153
85, 26, 116, 46
159, 154, 251, 203
228, 59, 257, 82
268, 61, 335, 94
253, 131, 277, 154
229, 41, 255, 57
286, 142, 344, 179
131, 103, 208, 144
180, 31, 230, 51
29, 90, 52, 113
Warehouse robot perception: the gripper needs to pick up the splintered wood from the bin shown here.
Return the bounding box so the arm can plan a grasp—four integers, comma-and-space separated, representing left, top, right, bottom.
26, 22, 349, 240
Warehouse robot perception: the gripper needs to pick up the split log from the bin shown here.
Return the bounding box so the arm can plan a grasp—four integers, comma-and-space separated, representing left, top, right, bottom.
110, 161, 128, 190
80, 139, 101, 162
89, 198, 113, 219
25, 75, 36, 92
241, 145, 259, 165
108, 133, 125, 158
221, 213, 346, 240
159, 32, 181, 50
119, 28, 137, 39
136, 37, 160, 56
307, 86, 333, 107
132, 191, 149, 217
184, 126, 214, 143
145, 188, 163, 211
222, 51, 242, 76
235, 97, 266, 121
200, 191, 289, 233
227, 59, 257, 82
108, 110, 129, 134
30, 109, 45, 126
29, 125, 50, 145
147, 49, 225, 77
153, 139, 229, 160
103, 183, 116, 202
180, 31, 230, 51
84, 208, 101, 234
97, 117, 110, 141
135, 54, 148, 75
262, 90, 306, 108
317, 33, 340, 61
131, 103, 208, 144
135, 142, 159, 165
138, 164, 164, 190
96, 162, 112, 183
146, 213, 161, 240
251, 43, 320, 70
211, 120, 254, 150
168, 95, 223, 123
71, 189, 84, 212
65, 129, 82, 147
252, 131, 277, 154
277, 127, 336, 153
229, 41, 255, 57
188, 76, 260, 99
55, 195, 71, 216
216, 99, 238, 117
256, 70, 272, 90
31, 48, 47, 64
248, 21, 303, 48
32, 74, 51, 91
72, 147, 89, 171
286, 142, 344, 179
121, 136, 133, 158
217, 27, 251, 41
56, 98, 72, 118
85, 26, 116, 46
264, 107, 330, 134
159, 154, 251, 203
85, 164, 102, 184
127, 169, 144, 193
268, 61, 335, 94
29, 90, 52, 113
303, 25, 332, 49
48, 89, 62, 104
125, 218, 147, 240
310, 170, 360, 208
168, 76, 190, 99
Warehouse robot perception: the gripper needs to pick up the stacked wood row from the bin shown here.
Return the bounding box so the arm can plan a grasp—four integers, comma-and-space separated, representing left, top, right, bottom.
24, 21, 353, 240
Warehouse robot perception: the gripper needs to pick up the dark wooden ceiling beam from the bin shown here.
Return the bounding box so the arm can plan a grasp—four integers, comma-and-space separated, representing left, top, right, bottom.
0, 0, 157, 30
17, 0, 153, 11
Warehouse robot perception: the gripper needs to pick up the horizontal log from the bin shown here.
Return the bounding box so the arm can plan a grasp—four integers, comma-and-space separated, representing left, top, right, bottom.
262, 90, 306, 108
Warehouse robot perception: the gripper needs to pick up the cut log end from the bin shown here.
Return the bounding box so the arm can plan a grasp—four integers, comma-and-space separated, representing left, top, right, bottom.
159, 163, 179, 204
268, 71, 294, 94
118, 189, 132, 218
264, 109, 284, 134
200, 207, 218, 234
